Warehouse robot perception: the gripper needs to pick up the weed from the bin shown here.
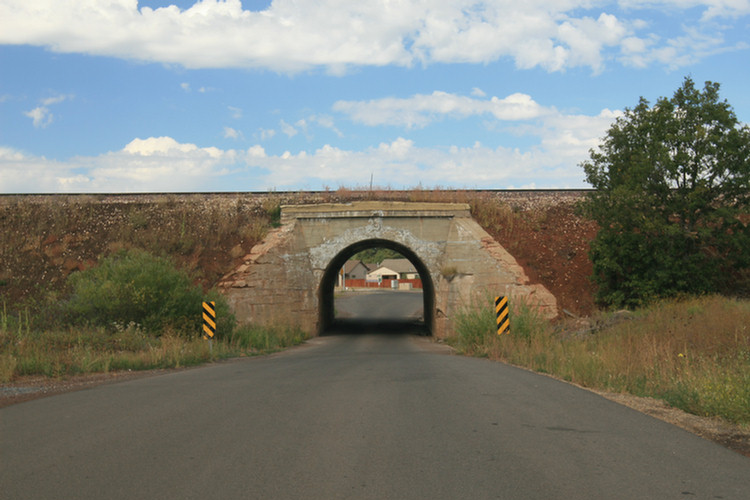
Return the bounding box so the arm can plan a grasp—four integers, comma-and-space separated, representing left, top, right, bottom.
261, 197, 282, 227
440, 266, 459, 281
446, 294, 750, 425
228, 323, 309, 352
0, 353, 17, 383
0, 316, 307, 383
128, 210, 149, 230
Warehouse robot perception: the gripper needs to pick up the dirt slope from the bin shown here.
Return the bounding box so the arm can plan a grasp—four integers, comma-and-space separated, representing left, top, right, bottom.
0, 191, 596, 316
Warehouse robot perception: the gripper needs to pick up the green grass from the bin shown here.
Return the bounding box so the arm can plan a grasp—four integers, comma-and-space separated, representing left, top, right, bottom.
446, 294, 750, 426
227, 323, 309, 352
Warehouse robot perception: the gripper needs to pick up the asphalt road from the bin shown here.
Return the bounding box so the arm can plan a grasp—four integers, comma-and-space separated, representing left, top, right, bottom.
2, 332, 749, 499
335, 290, 424, 320
331, 290, 426, 335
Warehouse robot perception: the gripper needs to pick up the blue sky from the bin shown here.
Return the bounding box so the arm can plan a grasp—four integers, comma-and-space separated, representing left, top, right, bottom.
1, 1, 748, 192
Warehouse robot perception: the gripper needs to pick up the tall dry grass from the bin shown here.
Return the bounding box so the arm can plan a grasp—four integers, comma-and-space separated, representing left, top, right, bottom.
0, 305, 309, 383
0, 322, 217, 381
447, 295, 750, 425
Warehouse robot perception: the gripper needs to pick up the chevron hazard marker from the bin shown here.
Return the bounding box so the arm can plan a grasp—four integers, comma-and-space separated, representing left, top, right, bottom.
495, 296, 509, 335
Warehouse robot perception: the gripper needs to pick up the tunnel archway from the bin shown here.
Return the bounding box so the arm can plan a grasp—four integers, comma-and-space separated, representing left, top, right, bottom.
318, 238, 435, 335
219, 202, 558, 339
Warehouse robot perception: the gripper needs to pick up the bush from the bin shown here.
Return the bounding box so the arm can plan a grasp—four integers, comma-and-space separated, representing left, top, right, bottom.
66, 249, 234, 336
581, 77, 750, 308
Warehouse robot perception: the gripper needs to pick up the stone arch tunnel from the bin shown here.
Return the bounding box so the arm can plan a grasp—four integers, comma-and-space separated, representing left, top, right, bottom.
318, 238, 435, 334
217, 201, 557, 338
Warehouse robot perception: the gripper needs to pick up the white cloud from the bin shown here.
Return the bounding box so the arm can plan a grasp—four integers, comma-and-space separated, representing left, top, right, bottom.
309, 114, 344, 138
223, 126, 242, 139
334, 91, 552, 128
0, 137, 238, 192
251, 137, 575, 190
286, 115, 345, 139
259, 128, 276, 141
23, 94, 73, 128
123, 136, 200, 155
0, 138, 240, 192
0, 1, 744, 73
0, 147, 91, 192
228, 106, 243, 119
24, 107, 54, 128
280, 120, 298, 138
556, 13, 628, 73
0, 100, 620, 192
618, 23, 746, 69
618, 1, 750, 20
247, 145, 266, 158
41, 95, 69, 106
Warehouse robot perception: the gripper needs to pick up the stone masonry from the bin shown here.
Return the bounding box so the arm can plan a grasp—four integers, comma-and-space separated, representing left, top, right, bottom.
218, 201, 557, 338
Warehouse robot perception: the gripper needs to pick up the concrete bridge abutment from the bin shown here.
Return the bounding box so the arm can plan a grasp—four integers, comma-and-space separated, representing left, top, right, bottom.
218, 202, 557, 338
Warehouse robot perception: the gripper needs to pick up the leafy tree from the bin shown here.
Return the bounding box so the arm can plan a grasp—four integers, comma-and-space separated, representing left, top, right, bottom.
67, 249, 235, 336
581, 77, 750, 308
352, 247, 402, 264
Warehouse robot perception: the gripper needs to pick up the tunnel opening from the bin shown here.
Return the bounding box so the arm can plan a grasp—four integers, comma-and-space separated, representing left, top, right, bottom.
318, 239, 435, 336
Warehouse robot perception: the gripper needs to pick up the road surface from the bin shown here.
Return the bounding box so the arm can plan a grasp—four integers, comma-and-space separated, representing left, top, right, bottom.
1, 332, 748, 499
335, 290, 423, 321
332, 289, 426, 334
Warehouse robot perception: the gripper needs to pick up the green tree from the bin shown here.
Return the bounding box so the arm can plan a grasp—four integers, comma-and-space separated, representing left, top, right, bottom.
67, 249, 235, 336
352, 247, 402, 264
581, 77, 750, 308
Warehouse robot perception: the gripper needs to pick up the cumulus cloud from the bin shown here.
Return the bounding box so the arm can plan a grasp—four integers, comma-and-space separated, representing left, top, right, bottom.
0, 138, 240, 192
246, 137, 591, 190
0, 1, 744, 73
0, 100, 620, 192
0, 147, 92, 192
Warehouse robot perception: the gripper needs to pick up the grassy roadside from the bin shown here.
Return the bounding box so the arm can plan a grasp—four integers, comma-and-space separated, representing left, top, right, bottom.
0, 316, 309, 383
446, 294, 750, 427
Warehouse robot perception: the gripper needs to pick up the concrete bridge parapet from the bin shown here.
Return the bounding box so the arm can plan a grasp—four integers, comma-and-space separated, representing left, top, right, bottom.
218, 201, 557, 338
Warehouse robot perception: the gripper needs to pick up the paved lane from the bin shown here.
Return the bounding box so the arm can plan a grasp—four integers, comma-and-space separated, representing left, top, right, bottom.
335, 290, 423, 320
2, 334, 748, 499
332, 290, 425, 335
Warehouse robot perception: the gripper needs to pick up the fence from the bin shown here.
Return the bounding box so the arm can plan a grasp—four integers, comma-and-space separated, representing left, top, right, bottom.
340, 278, 423, 289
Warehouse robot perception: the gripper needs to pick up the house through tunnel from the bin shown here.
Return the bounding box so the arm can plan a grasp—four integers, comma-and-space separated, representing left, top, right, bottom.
318, 239, 434, 336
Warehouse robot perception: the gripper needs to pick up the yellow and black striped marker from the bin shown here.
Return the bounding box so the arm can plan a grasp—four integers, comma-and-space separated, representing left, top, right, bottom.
202, 301, 216, 339
495, 296, 509, 335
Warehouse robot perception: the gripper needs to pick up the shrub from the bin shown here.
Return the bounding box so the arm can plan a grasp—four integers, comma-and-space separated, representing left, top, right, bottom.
66, 249, 234, 336
581, 77, 750, 308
